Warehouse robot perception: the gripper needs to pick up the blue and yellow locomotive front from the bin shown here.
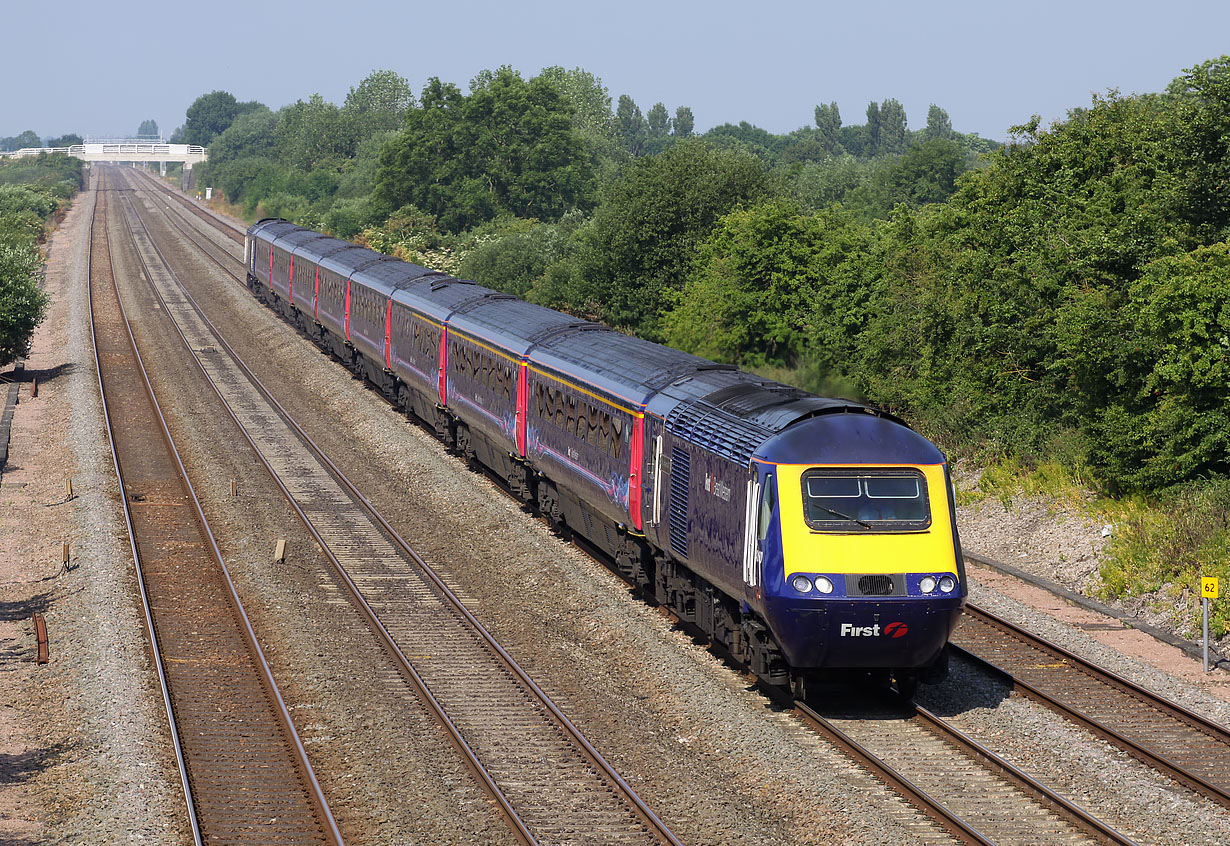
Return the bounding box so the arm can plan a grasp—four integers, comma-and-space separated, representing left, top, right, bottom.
749, 413, 965, 678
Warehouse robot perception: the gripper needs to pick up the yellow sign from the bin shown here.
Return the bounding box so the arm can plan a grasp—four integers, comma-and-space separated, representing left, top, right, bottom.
1202, 577, 1219, 599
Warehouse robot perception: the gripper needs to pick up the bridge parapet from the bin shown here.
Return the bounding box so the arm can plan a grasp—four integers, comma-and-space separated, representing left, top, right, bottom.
1, 143, 207, 164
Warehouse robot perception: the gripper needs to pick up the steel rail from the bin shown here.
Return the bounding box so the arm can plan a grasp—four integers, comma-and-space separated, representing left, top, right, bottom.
793, 699, 994, 846
86, 178, 204, 846
953, 604, 1230, 809
119, 168, 681, 846
98, 171, 344, 845
910, 704, 1136, 845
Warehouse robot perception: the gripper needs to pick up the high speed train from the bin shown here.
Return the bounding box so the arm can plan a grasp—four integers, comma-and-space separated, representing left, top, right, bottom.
246, 218, 965, 697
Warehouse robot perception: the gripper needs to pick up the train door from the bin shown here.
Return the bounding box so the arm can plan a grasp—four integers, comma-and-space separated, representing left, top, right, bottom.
743, 467, 773, 596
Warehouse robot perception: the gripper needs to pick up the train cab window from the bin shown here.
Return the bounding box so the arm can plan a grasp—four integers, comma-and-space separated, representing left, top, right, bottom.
801, 469, 931, 532
757, 476, 775, 541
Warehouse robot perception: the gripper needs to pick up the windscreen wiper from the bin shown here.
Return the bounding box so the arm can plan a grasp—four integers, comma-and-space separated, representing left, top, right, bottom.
813, 505, 873, 529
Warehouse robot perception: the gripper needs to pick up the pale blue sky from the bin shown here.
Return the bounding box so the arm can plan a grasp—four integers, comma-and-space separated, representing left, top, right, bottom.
5, 0, 1227, 142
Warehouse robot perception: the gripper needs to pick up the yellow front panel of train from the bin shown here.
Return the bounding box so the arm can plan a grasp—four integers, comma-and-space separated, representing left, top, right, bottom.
775, 463, 958, 577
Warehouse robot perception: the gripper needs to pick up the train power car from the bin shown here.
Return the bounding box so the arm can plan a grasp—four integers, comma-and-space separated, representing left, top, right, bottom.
245, 219, 966, 698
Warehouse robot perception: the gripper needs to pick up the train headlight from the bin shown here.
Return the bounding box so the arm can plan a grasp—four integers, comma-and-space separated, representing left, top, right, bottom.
939, 576, 957, 593
814, 576, 834, 594
790, 575, 813, 593
919, 576, 937, 594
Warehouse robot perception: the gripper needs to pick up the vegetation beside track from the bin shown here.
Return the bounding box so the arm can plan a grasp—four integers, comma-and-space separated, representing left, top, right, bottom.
0, 153, 83, 366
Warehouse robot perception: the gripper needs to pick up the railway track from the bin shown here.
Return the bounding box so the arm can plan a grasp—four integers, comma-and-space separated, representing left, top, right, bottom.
951, 604, 1230, 808
792, 694, 1134, 845
130, 167, 1229, 844
112, 167, 680, 846
91, 171, 342, 844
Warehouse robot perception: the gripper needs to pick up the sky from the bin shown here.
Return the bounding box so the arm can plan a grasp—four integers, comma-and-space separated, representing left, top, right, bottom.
4, 0, 1228, 144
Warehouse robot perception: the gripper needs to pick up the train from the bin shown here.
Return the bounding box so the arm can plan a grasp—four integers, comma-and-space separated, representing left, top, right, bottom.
245, 218, 966, 698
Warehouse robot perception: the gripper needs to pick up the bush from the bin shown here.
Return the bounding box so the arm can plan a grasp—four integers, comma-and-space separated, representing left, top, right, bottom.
0, 239, 48, 365
1099, 478, 1230, 636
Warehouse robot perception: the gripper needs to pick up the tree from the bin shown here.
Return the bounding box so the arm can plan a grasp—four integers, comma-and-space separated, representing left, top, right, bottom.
537, 66, 615, 141
182, 90, 240, 147
276, 94, 349, 171
343, 69, 415, 138
647, 102, 671, 138
645, 102, 674, 154
572, 139, 769, 336
208, 108, 277, 162
616, 94, 646, 156
0, 240, 48, 365
879, 99, 908, 155
376, 68, 595, 232
45, 133, 82, 147
814, 102, 842, 152
924, 104, 953, 140
673, 106, 694, 138
1079, 243, 1230, 490
664, 200, 874, 368
864, 101, 881, 156
536, 66, 624, 174
704, 121, 779, 163
137, 119, 159, 138
0, 131, 42, 152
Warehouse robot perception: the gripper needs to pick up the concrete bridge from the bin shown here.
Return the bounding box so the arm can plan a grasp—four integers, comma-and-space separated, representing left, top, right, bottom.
2, 142, 207, 189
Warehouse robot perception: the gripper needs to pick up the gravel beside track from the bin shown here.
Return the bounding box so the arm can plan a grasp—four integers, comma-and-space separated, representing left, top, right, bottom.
0, 172, 188, 842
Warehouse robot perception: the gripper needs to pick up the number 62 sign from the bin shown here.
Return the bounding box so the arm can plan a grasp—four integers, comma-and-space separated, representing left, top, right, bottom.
1202, 577, 1220, 600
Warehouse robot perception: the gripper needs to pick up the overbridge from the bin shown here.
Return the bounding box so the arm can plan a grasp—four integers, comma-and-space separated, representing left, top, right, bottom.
2, 142, 207, 189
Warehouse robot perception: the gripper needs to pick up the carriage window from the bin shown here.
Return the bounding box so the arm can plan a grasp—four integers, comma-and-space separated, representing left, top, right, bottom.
801, 469, 931, 532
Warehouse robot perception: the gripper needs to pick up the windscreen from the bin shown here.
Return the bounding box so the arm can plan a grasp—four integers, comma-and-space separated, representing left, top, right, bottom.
801, 469, 930, 531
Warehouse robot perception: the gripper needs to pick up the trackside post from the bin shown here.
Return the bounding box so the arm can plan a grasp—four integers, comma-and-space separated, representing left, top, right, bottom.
1202, 577, 1219, 672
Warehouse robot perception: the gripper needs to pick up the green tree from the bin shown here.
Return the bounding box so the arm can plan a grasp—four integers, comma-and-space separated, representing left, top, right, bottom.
879, 98, 908, 155
537, 66, 616, 142
208, 108, 277, 163
616, 94, 646, 156
864, 101, 881, 155
572, 139, 769, 336
673, 106, 695, 138
924, 104, 953, 140
343, 69, 415, 138
647, 102, 671, 137
137, 119, 159, 138
0, 239, 47, 365
536, 66, 624, 176
182, 90, 242, 146
704, 121, 780, 163
814, 102, 842, 153
0, 131, 41, 151
376, 68, 595, 232
664, 199, 874, 368
1080, 243, 1230, 490
45, 134, 82, 147
276, 94, 350, 171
